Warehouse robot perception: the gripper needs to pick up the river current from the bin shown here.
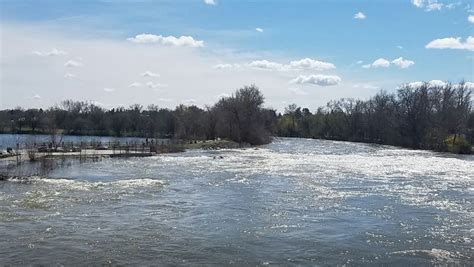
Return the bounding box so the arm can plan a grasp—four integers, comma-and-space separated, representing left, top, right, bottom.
0, 138, 472, 265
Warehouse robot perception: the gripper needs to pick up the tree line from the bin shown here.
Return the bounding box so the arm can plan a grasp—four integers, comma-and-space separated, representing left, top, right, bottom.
0, 82, 473, 153
279, 81, 473, 153
0, 85, 277, 145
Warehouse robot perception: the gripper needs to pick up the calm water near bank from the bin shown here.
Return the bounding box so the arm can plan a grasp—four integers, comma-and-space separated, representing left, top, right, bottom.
0, 134, 151, 150
0, 137, 473, 265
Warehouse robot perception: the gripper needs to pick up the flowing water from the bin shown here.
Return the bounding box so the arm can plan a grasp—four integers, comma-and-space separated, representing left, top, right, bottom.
0, 138, 473, 265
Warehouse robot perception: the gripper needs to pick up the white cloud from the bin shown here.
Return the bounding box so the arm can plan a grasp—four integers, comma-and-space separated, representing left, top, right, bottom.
353, 12, 366, 19
255, 28, 264, 32
288, 58, 336, 70
47, 48, 67, 56
468, 15, 474, 23
247, 58, 335, 71
146, 82, 167, 89
33, 94, 41, 100
397, 45, 403, 49
141, 70, 160, 77
204, 0, 216, 5
412, 0, 445, 11
32, 48, 67, 56
129, 82, 142, 87
407, 81, 474, 89
412, 0, 424, 7
64, 73, 76, 79
363, 57, 414, 69
290, 74, 341, 86
249, 60, 286, 71
428, 80, 447, 87
425, 36, 474, 51
426, 2, 443, 11
353, 83, 379, 90
103, 87, 115, 93
371, 58, 391, 68
183, 99, 197, 104
356, 60, 364, 64
127, 34, 204, 48
460, 82, 474, 89
406, 80, 447, 88
64, 60, 83, 67
407, 81, 424, 88
445, 2, 461, 9
288, 87, 309, 95
214, 63, 236, 69
391, 57, 415, 68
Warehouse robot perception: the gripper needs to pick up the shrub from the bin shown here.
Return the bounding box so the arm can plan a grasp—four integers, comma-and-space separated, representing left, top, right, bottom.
27, 149, 38, 161
444, 135, 472, 154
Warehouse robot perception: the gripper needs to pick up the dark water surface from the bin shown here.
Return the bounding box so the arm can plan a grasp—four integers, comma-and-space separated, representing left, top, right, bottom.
0, 138, 473, 265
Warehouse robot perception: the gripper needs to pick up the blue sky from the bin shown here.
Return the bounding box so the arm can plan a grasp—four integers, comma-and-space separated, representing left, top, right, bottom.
0, 0, 473, 110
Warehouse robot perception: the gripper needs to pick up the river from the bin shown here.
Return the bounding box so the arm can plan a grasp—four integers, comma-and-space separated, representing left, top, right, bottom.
0, 137, 472, 265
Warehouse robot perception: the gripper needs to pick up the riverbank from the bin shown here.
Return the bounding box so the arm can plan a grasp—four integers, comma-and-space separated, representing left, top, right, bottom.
305, 135, 473, 155
0, 129, 171, 139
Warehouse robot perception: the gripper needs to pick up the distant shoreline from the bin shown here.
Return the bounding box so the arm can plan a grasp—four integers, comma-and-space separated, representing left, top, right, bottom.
1, 132, 472, 155
0, 138, 249, 179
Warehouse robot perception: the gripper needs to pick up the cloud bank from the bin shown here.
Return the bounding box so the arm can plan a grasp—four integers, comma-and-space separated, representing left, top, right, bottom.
3, 24, 351, 111
425, 36, 474, 51
363, 57, 415, 69
216, 58, 336, 72
290, 74, 341, 86
127, 34, 204, 48
411, 0, 445, 11
33, 48, 67, 56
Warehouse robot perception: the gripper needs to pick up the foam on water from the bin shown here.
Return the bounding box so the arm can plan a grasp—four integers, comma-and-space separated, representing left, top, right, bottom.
1, 176, 167, 216
6, 176, 166, 191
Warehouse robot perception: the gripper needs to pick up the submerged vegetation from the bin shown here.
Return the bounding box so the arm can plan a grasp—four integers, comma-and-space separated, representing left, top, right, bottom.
0, 82, 473, 153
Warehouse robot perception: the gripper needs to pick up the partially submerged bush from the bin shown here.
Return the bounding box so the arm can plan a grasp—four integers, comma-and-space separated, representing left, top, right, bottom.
443, 135, 472, 154
188, 139, 246, 150
27, 149, 38, 161
150, 144, 185, 153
